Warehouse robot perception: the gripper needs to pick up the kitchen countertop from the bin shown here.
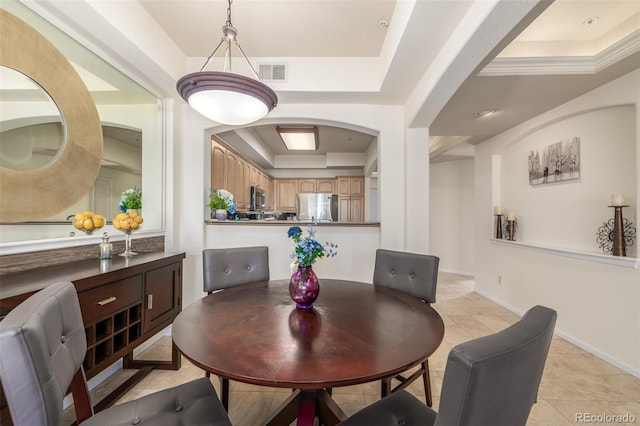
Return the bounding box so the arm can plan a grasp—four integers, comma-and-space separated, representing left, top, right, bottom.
205, 219, 379, 227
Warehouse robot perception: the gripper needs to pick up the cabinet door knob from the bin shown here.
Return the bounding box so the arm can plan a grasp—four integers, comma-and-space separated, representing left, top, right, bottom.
97, 296, 116, 306
147, 294, 153, 309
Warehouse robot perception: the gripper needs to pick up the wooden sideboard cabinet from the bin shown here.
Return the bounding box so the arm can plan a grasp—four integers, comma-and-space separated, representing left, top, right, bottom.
0, 252, 186, 423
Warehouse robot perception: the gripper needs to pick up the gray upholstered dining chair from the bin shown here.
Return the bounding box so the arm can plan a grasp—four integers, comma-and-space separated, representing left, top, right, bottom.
202, 246, 270, 409
0, 281, 231, 426
373, 248, 440, 406
338, 305, 557, 426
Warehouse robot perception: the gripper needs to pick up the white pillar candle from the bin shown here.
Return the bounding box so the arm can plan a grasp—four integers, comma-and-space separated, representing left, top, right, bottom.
610, 194, 625, 206
494, 207, 503, 215
507, 212, 516, 221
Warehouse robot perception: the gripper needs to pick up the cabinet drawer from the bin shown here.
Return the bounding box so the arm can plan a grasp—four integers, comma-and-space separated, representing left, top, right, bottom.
79, 275, 143, 325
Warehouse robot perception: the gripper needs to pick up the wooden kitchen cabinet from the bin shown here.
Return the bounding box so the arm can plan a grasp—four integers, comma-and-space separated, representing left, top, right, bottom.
266, 176, 274, 210
338, 197, 351, 222
337, 177, 351, 196
211, 140, 226, 191
350, 178, 364, 196
235, 157, 247, 209
277, 178, 342, 213
337, 176, 364, 222
298, 179, 316, 193
260, 172, 269, 193
277, 179, 298, 211
350, 196, 364, 221
225, 150, 238, 197
250, 166, 260, 188
337, 177, 363, 196
316, 179, 336, 193
338, 196, 364, 222
298, 178, 336, 194
211, 136, 276, 211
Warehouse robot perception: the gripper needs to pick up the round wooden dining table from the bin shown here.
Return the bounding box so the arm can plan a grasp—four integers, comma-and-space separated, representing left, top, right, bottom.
172, 279, 445, 426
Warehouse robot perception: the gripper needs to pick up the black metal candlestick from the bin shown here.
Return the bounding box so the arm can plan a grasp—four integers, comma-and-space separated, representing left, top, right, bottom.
495, 214, 503, 239
610, 205, 628, 256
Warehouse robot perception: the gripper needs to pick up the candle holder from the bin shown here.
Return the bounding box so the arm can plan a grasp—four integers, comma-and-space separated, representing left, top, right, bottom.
507, 219, 518, 241
612, 205, 627, 256
501, 218, 519, 241
495, 214, 503, 239
596, 205, 636, 256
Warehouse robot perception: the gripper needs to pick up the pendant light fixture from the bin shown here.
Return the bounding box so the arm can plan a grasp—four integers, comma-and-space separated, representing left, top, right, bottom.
176, 0, 278, 125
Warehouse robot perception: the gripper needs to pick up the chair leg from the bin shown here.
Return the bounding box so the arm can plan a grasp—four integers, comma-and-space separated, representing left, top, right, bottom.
220, 377, 230, 411
422, 360, 433, 407
381, 377, 392, 399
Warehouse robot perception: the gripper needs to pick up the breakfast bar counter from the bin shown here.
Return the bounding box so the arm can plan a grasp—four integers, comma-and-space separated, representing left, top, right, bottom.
205, 221, 381, 282
205, 220, 379, 227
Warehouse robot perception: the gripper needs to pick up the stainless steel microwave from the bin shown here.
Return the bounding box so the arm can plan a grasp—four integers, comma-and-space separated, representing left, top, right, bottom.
250, 186, 265, 211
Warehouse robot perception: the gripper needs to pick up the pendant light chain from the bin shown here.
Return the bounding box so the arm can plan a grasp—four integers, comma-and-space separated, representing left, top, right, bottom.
223, 0, 233, 73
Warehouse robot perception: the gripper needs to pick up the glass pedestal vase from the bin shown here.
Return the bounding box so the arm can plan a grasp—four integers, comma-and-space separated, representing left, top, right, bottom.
120, 230, 137, 256
289, 266, 319, 310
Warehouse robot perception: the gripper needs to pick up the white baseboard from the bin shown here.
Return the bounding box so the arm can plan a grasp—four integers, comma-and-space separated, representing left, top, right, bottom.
474, 289, 640, 379
440, 268, 474, 277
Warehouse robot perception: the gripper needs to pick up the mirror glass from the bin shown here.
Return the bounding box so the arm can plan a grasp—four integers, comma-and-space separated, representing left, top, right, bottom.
0, 66, 65, 171
0, 1, 163, 243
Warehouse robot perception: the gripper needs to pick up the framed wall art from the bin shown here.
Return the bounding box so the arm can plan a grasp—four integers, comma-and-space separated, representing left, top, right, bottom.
528, 137, 580, 185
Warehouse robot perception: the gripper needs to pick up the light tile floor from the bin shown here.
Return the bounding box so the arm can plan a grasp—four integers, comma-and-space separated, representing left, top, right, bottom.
63, 273, 640, 425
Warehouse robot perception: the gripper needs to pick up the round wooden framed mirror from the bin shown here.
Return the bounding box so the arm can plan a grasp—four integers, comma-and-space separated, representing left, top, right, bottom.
0, 9, 102, 222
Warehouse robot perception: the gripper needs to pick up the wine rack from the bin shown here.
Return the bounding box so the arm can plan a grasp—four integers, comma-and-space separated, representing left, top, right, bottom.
83, 303, 142, 374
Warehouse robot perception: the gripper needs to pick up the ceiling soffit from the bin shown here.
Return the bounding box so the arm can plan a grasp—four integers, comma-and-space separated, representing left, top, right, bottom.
429, 1, 640, 159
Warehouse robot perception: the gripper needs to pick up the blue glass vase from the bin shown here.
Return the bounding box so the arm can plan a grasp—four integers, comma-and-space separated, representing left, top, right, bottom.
289, 265, 319, 310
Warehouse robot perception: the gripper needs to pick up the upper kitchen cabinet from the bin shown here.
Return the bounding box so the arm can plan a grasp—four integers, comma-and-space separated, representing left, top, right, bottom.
316, 179, 336, 193
235, 157, 247, 209
277, 180, 298, 212
265, 176, 274, 210
225, 149, 238, 200
297, 179, 336, 194
298, 179, 316, 193
337, 177, 364, 197
211, 136, 273, 211
250, 166, 260, 188
211, 140, 226, 192
260, 172, 274, 210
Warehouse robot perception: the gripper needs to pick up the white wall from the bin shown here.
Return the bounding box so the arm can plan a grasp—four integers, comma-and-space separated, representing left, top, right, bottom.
474, 69, 640, 376
499, 105, 636, 254
429, 158, 475, 275
194, 224, 380, 306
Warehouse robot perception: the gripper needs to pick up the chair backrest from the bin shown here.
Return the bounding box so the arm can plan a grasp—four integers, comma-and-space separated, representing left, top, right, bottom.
373, 248, 439, 303
203, 246, 270, 293
435, 305, 557, 426
0, 281, 87, 426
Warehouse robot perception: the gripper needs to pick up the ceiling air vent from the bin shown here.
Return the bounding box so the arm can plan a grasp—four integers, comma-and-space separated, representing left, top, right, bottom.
258, 63, 287, 82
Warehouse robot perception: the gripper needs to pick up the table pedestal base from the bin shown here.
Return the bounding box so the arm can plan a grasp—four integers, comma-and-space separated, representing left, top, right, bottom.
263, 389, 347, 426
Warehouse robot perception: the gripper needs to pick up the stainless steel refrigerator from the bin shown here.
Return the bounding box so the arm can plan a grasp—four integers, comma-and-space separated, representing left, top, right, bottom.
296, 193, 338, 222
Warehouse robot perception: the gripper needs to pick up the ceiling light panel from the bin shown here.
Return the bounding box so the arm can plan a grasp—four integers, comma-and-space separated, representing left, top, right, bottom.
277, 127, 319, 151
